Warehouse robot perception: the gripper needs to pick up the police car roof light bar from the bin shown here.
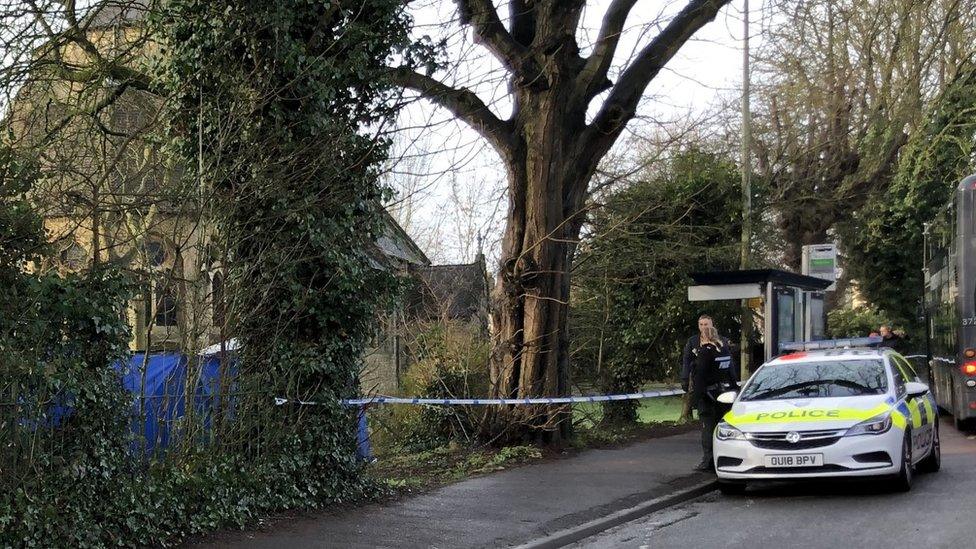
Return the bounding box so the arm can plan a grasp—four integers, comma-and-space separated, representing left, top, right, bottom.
779, 336, 882, 352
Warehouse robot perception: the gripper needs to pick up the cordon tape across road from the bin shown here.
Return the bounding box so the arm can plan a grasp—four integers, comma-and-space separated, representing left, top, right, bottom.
274, 355, 928, 407
273, 388, 686, 407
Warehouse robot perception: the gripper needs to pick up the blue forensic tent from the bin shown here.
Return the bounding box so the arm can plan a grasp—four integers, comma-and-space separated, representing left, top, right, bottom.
193, 352, 238, 432
117, 352, 187, 454
30, 340, 370, 460
116, 351, 237, 455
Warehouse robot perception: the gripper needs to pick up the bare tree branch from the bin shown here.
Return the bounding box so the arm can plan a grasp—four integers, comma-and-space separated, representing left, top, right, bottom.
23, 0, 156, 92
586, 0, 730, 153
576, 0, 639, 101
508, 0, 535, 46
391, 67, 513, 155
455, 0, 539, 79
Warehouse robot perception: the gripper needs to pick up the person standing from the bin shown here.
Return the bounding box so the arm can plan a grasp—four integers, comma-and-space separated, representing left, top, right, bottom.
691, 326, 738, 471
681, 314, 738, 392
878, 324, 906, 352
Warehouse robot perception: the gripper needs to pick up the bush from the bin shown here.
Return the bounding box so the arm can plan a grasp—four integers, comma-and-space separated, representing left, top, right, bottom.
0, 149, 131, 545
0, 271, 137, 545
826, 306, 886, 338
571, 147, 747, 425
380, 321, 490, 452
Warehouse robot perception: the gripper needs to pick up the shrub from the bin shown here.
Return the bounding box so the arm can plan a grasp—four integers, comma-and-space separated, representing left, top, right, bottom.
383, 321, 490, 452
826, 306, 887, 338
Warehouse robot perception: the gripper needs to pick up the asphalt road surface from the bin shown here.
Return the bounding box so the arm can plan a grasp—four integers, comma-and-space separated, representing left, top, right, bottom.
572, 417, 976, 549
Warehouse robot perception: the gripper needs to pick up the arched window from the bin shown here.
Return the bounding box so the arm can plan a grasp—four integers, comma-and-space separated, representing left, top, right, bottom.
212, 272, 225, 331
154, 281, 178, 327
140, 239, 177, 329
144, 240, 166, 268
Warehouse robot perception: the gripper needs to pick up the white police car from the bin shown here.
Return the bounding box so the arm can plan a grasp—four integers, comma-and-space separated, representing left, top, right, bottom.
712, 345, 940, 494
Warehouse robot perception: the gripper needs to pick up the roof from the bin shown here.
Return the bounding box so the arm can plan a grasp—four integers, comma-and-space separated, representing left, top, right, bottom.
690, 269, 832, 291
408, 259, 488, 321
372, 210, 429, 268
82, 0, 149, 28
958, 173, 976, 192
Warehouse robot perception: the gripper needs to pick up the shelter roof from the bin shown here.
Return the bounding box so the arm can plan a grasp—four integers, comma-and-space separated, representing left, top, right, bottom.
689, 269, 832, 291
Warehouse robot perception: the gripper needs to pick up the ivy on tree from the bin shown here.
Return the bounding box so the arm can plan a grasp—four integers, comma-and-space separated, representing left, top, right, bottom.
154, 0, 428, 517
4, 0, 431, 545
840, 67, 976, 331
571, 148, 744, 425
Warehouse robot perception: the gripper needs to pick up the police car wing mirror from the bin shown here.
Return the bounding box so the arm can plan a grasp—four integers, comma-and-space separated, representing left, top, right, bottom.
716, 391, 737, 404
905, 381, 929, 398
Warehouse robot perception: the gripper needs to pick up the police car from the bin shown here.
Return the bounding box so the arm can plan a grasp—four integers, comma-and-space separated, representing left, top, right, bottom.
712, 342, 940, 495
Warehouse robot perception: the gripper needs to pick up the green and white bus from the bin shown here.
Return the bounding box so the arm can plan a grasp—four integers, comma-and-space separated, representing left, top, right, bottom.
924, 173, 976, 429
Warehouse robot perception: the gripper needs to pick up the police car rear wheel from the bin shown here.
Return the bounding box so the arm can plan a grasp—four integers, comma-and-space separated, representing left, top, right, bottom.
918, 423, 941, 473
718, 481, 746, 496
892, 433, 913, 492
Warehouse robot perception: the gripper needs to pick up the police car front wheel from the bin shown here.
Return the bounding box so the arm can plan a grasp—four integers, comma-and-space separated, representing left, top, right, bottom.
917, 423, 941, 473
891, 432, 913, 492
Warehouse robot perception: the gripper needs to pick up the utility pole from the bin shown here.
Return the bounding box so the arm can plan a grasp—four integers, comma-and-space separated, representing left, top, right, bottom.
739, 0, 752, 382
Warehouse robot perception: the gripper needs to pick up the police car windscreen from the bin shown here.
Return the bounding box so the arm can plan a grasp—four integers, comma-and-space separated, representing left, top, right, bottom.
739, 360, 888, 401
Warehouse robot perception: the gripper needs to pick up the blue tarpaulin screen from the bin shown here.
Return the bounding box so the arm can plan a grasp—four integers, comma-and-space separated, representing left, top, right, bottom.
115, 352, 239, 455
117, 352, 186, 454
39, 350, 370, 460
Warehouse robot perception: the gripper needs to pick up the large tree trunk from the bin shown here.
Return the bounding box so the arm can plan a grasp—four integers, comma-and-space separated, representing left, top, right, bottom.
488, 93, 590, 442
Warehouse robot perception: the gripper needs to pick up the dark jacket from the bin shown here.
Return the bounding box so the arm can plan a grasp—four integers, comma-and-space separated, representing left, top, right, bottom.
690, 342, 738, 409
682, 334, 738, 384
879, 334, 907, 353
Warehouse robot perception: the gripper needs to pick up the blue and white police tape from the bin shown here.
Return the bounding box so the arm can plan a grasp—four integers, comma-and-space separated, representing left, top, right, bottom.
273, 388, 686, 407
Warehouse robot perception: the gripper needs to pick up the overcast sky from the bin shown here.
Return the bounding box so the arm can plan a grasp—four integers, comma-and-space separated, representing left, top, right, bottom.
390, 0, 768, 266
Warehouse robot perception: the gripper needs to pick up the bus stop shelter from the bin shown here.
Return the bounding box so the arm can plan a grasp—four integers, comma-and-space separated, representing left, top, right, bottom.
687, 269, 832, 363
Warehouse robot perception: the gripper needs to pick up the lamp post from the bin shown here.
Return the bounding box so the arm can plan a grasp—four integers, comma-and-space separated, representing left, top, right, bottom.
739, 0, 752, 381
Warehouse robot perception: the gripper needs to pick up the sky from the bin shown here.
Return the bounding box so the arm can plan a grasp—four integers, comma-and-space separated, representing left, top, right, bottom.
389, 0, 770, 266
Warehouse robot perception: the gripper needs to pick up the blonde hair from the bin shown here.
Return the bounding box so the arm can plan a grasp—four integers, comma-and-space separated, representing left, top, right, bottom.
702, 326, 723, 348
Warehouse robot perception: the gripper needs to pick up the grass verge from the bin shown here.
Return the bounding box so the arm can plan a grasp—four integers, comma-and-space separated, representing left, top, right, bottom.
367, 443, 545, 495
368, 393, 695, 496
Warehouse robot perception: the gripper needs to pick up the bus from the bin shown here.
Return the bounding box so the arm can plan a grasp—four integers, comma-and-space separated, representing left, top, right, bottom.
923, 173, 976, 429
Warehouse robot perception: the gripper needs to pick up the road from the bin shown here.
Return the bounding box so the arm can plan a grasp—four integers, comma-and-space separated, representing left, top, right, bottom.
572, 418, 976, 549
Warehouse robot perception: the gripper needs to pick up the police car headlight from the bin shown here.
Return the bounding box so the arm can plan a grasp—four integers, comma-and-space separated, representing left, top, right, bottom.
715, 422, 746, 441
844, 413, 892, 436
